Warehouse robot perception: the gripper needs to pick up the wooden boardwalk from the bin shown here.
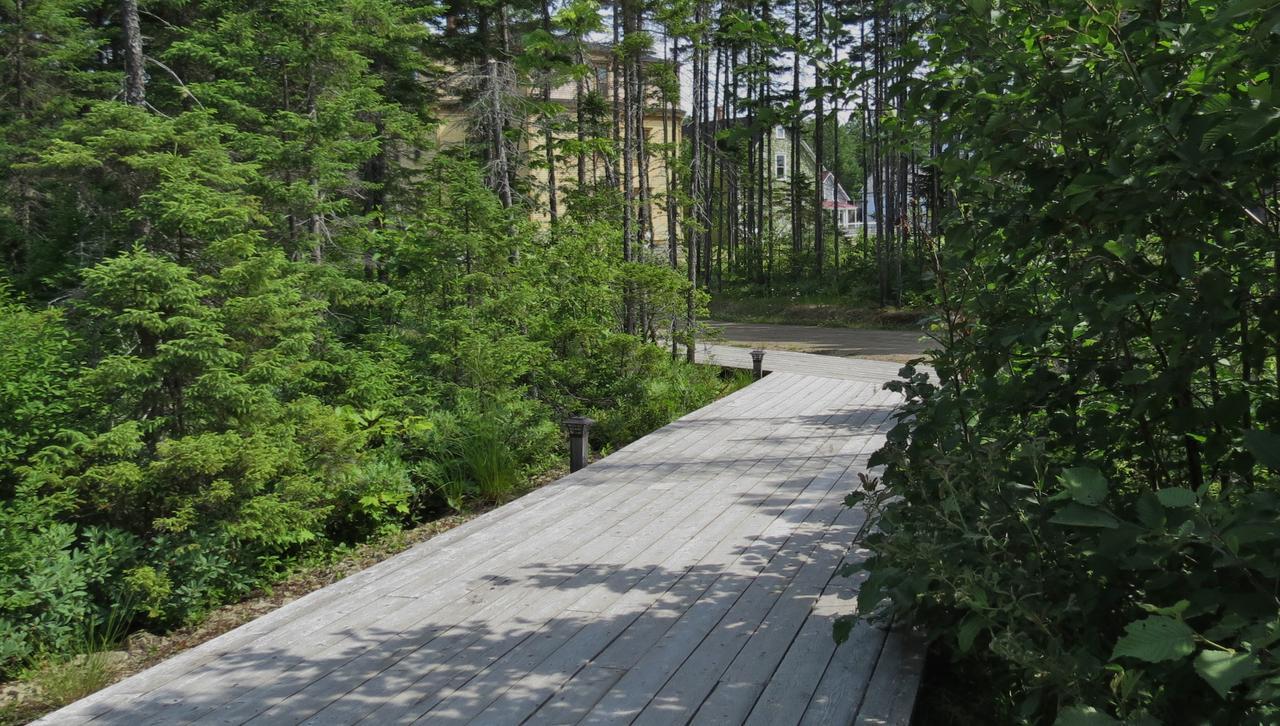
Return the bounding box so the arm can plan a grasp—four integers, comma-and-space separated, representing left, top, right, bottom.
40, 348, 924, 725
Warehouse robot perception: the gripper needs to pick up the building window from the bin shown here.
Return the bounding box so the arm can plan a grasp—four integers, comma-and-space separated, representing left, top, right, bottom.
775, 154, 786, 178
775, 126, 786, 140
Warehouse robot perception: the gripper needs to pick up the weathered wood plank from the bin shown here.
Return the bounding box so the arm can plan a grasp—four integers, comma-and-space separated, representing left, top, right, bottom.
577, 391, 891, 724
460, 385, 888, 725
37, 351, 919, 726
852, 629, 927, 726
630, 402, 895, 725
789, 622, 888, 726
355, 379, 865, 722
106, 378, 778, 726
297, 376, 837, 725
688, 486, 879, 726
54, 377, 781, 723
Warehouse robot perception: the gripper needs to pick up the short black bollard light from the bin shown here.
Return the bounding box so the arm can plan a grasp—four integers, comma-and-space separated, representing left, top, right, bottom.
564, 416, 595, 473
750, 349, 766, 380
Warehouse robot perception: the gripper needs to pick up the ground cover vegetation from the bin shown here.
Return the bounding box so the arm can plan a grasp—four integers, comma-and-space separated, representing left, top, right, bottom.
0, 0, 736, 693
845, 1, 1280, 723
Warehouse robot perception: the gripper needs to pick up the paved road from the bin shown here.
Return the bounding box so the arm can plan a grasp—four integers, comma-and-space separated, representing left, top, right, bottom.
694, 343, 910, 383
708, 322, 933, 362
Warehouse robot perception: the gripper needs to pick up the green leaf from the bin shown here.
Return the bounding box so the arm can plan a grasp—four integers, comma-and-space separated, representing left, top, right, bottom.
1054, 705, 1119, 725
1112, 617, 1196, 663
1139, 600, 1190, 617
1194, 650, 1259, 698
1061, 466, 1108, 505
1201, 92, 1233, 114
1168, 241, 1194, 277
957, 615, 986, 653
1135, 492, 1166, 528
1221, 0, 1275, 20
1103, 239, 1133, 261
1155, 488, 1197, 508
1242, 430, 1280, 469
1050, 503, 1119, 529
832, 615, 855, 644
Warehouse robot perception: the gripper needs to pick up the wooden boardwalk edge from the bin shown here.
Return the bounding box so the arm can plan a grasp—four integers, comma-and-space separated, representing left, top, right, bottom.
38, 351, 925, 726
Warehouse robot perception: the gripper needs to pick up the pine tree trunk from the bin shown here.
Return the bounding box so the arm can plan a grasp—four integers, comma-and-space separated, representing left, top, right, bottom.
812, 0, 825, 278
874, 9, 887, 305
541, 1, 558, 223
745, 48, 757, 283
790, 0, 802, 266
621, 1, 634, 264
122, 0, 146, 106
666, 36, 680, 358
609, 3, 622, 190
706, 41, 716, 289
719, 47, 732, 276
488, 60, 513, 211
666, 37, 680, 268
860, 24, 869, 262
686, 4, 707, 363
576, 35, 588, 189
831, 25, 841, 276
637, 52, 656, 249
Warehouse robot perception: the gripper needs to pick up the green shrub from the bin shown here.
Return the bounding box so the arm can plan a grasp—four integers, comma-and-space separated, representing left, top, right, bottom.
0, 153, 712, 682
455, 414, 522, 503
587, 345, 745, 451
330, 453, 416, 541
849, 3, 1280, 723
855, 366, 1280, 723
411, 392, 559, 511
0, 491, 89, 673
0, 289, 78, 495
0, 0, 718, 690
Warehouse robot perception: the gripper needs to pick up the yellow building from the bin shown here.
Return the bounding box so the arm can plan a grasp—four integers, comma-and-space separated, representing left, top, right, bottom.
434, 44, 683, 248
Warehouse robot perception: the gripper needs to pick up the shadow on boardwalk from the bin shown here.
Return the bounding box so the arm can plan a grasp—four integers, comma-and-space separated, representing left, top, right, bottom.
43, 371, 922, 726
78, 546, 888, 725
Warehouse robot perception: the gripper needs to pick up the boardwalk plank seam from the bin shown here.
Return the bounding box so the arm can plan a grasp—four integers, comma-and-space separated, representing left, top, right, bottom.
37, 352, 917, 726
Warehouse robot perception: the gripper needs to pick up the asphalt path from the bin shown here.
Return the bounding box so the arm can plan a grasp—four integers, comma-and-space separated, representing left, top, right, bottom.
707, 321, 933, 363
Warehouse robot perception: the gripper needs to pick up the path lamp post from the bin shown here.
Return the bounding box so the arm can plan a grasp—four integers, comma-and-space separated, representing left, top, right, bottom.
564, 416, 595, 473
750, 349, 766, 380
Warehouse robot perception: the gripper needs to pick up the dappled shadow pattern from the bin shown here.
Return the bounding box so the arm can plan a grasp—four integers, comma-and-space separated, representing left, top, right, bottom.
41, 373, 911, 726
51, 547, 889, 725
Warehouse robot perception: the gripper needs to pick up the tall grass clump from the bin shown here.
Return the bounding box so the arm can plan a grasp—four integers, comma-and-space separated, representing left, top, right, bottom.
456, 414, 521, 503
32, 607, 131, 708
